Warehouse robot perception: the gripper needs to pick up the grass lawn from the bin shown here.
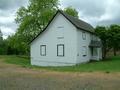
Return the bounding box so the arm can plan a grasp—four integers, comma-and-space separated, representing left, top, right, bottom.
0, 55, 120, 72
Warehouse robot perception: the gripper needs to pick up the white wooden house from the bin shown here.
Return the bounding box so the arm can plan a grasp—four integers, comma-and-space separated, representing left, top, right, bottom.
30, 10, 102, 66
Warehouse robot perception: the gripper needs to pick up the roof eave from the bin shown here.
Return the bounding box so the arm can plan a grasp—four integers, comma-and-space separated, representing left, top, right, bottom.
76, 27, 95, 34
29, 10, 60, 44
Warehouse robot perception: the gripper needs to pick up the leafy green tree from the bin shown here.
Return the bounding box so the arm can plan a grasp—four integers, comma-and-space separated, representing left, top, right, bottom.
108, 24, 120, 56
16, 0, 59, 40
0, 29, 3, 54
95, 25, 120, 58
64, 7, 79, 18
0, 29, 3, 42
0, 29, 7, 55
95, 26, 109, 59
6, 34, 28, 55
14, 0, 59, 55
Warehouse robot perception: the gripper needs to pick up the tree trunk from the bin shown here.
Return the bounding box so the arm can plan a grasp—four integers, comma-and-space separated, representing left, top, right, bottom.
102, 47, 107, 59
113, 48, 117, 56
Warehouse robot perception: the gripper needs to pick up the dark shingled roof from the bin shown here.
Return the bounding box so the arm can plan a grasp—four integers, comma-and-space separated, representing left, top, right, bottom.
59, 10, 94, 33
30, 10, 95, 43
89, 40, 102, 48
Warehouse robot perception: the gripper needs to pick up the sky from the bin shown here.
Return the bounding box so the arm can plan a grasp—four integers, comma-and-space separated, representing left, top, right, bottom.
0, 0, 120, 39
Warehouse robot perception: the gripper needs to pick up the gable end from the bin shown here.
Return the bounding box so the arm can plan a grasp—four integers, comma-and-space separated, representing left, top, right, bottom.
30, 10, 95, 44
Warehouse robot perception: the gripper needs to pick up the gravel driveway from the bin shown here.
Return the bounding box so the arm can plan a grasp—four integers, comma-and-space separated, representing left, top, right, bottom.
0, 59, 120, 90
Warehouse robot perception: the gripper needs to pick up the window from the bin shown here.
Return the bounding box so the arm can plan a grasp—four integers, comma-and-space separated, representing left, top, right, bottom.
82, 46, 87, 56
91, 48, 98, 56
57, 26, 64, 38
57, 44, 64, 57
82, 32, 86, 40
40, 45, 46, 56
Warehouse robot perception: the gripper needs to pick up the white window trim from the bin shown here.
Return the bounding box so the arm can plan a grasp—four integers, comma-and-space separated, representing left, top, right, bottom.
82, 46, 87, 56
40, 45, 46, 56
82, 32, 86, 40
57, 44, 64, 57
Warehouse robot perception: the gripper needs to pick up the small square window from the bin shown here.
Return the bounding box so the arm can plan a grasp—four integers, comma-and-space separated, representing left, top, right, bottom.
40, 45, 46, 56
82, 32, 86, 40
57, 44, 64, 57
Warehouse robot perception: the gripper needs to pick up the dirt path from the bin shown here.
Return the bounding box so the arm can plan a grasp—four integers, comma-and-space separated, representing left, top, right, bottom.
0, 59, 120, 90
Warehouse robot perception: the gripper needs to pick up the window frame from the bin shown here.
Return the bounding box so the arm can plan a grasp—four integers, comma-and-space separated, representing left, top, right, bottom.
57, 44, 64, 57
82, 46, 87, 57
82, 32, 86, 40
40, 45, 46, 56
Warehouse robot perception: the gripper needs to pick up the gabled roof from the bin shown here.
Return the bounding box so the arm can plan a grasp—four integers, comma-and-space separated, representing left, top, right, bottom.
59, 10, 94, 33
30, 10, 95, 43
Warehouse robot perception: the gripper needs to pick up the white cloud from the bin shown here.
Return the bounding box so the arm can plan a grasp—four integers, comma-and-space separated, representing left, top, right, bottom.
0, 10, 17, 39
0, 0, 29, 10
0, 0, 29, 39
0, 16, 15, 24
60, 0, 120, 26
0, 0, 120, 39
1, 26, 15, 39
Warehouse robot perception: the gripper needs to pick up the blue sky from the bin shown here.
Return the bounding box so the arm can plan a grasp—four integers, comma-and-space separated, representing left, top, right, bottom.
0, 0, 120, 39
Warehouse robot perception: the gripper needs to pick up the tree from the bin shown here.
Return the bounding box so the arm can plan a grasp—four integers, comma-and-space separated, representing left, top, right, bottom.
95, 25, 120, 58
108, 24, 120, 56
0, 29, 3, 42
64, 7, 79, 18
14, 0, 59, 55
95, 26, 109, 59
0, 29, 7, 55
16, 0, 59, 40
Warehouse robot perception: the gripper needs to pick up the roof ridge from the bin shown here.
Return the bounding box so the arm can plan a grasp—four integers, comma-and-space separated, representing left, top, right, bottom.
58, 10, 94, 32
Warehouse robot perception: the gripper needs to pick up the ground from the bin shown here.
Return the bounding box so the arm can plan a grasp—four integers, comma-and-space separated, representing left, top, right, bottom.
0, 56, 120, 90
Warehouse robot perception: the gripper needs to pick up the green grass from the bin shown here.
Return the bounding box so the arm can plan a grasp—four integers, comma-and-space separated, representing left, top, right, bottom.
0, 55, 31, 67
0, 55, 120, 72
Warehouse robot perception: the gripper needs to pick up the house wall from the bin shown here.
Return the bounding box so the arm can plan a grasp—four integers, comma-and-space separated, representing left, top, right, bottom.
30, 13, 78, 66
76, 29, 102, 63
76, 29, 91, 63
